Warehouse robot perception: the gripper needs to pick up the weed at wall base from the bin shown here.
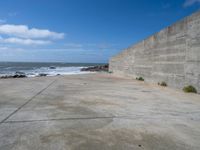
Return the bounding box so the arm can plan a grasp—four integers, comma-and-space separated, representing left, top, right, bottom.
136, 77, 144, 81
183, 85, 197, 93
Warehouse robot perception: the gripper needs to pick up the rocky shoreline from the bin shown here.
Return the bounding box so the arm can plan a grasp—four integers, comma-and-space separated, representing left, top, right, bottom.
81, 64, 109, 72
0, 72, 52, 79
0, 65, 109, 79
0, 72, 27, 79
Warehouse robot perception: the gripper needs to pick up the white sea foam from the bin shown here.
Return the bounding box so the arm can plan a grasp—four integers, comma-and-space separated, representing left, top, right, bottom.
26, 67, 90, 77
0, 66, 91, 77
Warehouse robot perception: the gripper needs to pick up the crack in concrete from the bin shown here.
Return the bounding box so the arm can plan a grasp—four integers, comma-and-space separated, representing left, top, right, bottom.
0, 79, 57, 125
2, 116, 136, 124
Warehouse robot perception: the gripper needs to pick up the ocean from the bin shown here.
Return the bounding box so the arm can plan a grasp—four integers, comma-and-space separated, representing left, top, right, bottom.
0, 62, 103, 77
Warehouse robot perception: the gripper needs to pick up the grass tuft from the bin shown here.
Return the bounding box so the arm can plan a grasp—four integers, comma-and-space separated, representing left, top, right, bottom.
183, 85, 197, 93
158, 82, 167, 87
136, 77, 144, 81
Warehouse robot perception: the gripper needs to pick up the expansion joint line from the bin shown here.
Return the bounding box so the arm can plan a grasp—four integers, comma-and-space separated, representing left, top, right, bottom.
0, 79, 57, 125
2, 116, 143, 124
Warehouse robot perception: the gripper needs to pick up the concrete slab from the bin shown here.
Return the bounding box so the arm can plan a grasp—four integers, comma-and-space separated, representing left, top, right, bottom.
0, 77, 56, 122
0, 73, 200, 149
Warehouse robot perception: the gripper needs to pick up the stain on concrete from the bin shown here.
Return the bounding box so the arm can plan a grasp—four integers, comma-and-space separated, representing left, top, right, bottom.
40, 128, 191, 150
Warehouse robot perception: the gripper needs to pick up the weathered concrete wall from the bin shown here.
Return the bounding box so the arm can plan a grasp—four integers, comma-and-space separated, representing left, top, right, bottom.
109, 11, 200, 92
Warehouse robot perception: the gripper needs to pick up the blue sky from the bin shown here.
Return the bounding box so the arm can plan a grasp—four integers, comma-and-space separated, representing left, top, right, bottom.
0, 0, 199, 63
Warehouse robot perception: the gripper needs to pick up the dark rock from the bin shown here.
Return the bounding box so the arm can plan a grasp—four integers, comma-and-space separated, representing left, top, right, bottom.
49, 66, 56, 69
81, 64, 109, 72
0, 74, 27, 79
38, 73, 48, 77
0, 75, 12, 79
13, 74, 27, 78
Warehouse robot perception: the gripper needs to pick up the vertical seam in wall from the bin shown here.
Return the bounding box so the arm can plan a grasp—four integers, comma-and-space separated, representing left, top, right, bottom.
185, 18, 188, 87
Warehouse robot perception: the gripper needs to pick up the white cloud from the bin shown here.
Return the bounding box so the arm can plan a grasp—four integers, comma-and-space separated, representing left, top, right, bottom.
0, 46, 9, 50
0, 19, 6, 24
184, 0, 200, 7
0, 46, 24, 51
0, 24, 64, 39
63, 43, 120, 51
0, 24, 64, 46
0, 37, 51, 45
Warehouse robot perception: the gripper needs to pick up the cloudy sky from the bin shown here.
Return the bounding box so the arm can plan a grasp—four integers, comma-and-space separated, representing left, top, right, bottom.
0, 0, 199, 63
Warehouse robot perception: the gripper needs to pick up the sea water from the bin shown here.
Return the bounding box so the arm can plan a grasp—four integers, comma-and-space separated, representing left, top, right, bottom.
0, 62, 103, 77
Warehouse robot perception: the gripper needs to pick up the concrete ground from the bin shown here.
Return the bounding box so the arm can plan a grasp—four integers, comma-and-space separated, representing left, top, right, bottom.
0, 73, 200, 150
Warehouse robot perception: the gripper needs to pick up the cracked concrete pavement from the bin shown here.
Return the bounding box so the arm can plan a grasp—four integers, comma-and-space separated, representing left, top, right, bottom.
0, 73, 200, 150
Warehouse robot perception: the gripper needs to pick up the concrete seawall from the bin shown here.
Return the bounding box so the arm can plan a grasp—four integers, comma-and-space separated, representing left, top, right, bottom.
109, 11, 200, 93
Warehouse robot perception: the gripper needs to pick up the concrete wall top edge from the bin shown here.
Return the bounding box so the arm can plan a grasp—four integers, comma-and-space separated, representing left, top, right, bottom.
110, 10, 200, 62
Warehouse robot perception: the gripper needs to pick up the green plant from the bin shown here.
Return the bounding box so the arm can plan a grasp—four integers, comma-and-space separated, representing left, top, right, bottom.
183, 85, 197, 93
158, 81, 167, 87
136, 77, 144, 81
108, 71, 113, 74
